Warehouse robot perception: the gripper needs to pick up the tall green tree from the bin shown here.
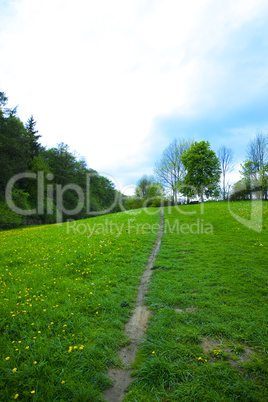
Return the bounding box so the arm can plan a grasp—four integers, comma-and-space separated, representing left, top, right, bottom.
154, 139, 192, 204
25, 115, 41, 159
0, 114, 32, 198
181, 141, 221, 203
135, 175, 155, 198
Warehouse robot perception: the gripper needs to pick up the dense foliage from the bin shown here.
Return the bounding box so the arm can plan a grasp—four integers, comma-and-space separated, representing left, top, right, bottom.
0, 91, 121, 228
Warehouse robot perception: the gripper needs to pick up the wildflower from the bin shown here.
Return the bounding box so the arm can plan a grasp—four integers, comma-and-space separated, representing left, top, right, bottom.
5, 357, 10, 360
198, 357, 202, 361
79, 345, 84, 350
13, 368, 17, 372
61, 380, 65, 384
33, 361, 37, 364
31, 390, 35, 394
25, 346, 29, 350
14, 394, 19, 399
152, 351, 155, 354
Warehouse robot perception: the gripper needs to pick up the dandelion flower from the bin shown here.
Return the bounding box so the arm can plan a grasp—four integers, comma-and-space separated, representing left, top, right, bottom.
31, 390, 35, 394
5, 357, 10, 360
14, 394, 19, 399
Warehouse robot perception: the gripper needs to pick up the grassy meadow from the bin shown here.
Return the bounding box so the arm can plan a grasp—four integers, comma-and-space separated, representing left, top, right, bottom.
0, 201, 267, 401
127, 201, 268, 401
0, 209, 159, 401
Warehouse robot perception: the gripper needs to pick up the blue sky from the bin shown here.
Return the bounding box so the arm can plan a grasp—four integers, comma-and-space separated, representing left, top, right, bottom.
0, 0, 268, 194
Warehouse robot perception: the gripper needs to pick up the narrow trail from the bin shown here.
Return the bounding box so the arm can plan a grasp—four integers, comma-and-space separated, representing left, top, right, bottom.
103, 210, 164, 402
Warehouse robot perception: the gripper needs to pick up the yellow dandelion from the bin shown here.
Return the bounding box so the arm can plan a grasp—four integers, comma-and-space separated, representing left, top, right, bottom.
61, 380, 65, 384
25, 346, 29, 350
14, 394, 19, 399
12, 368, 17, 372
5, 357, 10, 360
79, 345, 84, 350
33, 361, 37, 365
30, 390, 35, 394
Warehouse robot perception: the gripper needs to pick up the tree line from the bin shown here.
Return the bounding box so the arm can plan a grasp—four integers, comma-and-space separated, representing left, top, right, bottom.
129, 133, 268, 208
1, 89, 267, 228
0, 91, 123, 228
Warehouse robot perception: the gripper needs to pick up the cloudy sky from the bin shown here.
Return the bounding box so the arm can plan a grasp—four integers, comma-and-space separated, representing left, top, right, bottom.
1, 0, 268, 194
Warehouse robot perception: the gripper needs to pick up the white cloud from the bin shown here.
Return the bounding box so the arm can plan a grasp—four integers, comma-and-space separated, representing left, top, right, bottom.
1, 0, 268, 193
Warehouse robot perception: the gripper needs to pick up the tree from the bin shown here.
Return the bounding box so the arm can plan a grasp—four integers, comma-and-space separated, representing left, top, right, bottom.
154, 139, 192, 204
217, 146, 234, 200
125, 175, 164, 210
0, 114, 32, 198
247, 132, 267, 171
135, 175, 155, 198
0, 91, 8, 118
239, 132, 268, 200
181, 141, 221, 203
25, 115, 42, 159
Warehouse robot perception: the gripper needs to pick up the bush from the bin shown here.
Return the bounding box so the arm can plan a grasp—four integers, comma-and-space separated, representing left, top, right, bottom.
0, 202, 22, 229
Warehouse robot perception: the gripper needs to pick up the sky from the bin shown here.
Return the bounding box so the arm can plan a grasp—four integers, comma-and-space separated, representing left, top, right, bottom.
1, 0, 268, 195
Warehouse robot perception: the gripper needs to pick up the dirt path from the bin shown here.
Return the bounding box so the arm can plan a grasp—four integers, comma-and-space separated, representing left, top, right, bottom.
103, 210, 164, 402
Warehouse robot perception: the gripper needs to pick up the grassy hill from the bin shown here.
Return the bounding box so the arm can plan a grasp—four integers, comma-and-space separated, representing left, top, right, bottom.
0, 201, 267, 401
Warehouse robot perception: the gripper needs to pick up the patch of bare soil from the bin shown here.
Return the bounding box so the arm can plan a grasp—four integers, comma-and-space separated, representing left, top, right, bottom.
103, 211, 164, 402
200, 337, 255, 368
175, 307, 198, 314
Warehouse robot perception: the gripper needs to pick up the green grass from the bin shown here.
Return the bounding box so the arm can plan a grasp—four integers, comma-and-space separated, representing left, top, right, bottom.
1, 201, 268, 401
126, 201, 268, 401
0, 209, 159, 401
